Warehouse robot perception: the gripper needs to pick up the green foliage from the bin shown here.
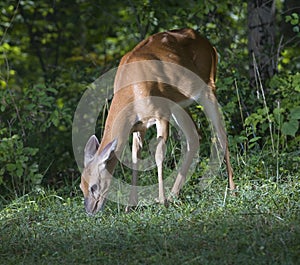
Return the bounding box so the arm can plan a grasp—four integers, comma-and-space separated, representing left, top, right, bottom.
271, 73, 300, 136
217, 35, 298, 151
227, 72, 300, 152
0, 133, 42, 196
285, 12, 300, 33
0, 84, 73, 200
0, 0, 299, 201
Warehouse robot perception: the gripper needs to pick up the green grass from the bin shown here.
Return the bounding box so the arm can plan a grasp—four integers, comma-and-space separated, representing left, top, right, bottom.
1, 156, 299, 265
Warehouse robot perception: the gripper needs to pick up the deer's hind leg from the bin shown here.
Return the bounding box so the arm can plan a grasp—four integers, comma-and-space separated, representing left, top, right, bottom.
170, 110, 199, 197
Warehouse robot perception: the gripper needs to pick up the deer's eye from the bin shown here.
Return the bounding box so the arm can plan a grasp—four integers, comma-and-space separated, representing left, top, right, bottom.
90, 184, 98, 195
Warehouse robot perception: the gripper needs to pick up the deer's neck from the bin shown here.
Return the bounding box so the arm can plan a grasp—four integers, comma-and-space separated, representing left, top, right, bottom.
98, 91, 136, 155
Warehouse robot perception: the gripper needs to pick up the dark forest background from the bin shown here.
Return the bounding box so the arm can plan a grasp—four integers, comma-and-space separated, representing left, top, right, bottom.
0, 0, 299, 203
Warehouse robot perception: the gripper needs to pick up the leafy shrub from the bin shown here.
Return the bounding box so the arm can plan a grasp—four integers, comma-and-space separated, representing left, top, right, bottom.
271, 73, 300, 138
0, 132, 42, 198
243, 73, 300, 151
0, 84, 73, 200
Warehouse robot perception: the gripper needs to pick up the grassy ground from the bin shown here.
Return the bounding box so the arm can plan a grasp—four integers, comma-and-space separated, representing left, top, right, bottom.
1, 155, 299, 265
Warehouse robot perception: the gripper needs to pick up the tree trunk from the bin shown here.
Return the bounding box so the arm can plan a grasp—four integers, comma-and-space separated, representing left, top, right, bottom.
247, 0, 276, 89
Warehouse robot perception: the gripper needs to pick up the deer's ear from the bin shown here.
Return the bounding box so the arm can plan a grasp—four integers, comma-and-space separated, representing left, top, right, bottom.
84, 135, 99, 167
98, 138, 118, 163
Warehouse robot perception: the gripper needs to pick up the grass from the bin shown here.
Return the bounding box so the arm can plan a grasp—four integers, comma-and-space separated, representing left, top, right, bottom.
1, 153, 299, 265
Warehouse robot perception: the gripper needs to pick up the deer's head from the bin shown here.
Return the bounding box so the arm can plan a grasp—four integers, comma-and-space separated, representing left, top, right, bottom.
80, 135, 117, 214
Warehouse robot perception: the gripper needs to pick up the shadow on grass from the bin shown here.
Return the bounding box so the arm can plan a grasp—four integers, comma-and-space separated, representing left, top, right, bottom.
1, 200, 299, 265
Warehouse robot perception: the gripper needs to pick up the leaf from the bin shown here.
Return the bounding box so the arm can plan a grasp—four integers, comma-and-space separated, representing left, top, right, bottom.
25, 103, 36, 111
237, 136, 248, 142
47, 87, 58, 94
6, 163, 16, 172
285, 15, 292, 23
281, 120, 299, 137
291, 73, 300, 90
290, 107, 300, 120
249, 136, 261, 143
293, 26, 299, 33
16, 167, 24, 177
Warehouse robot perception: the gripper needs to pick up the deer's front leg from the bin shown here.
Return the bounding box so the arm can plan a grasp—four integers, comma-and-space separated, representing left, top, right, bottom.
126, 131, 144, 212
155, 119, 169, 205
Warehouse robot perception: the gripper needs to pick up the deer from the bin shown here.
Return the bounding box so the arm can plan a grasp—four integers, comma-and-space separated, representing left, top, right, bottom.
80, 28, 236, 215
